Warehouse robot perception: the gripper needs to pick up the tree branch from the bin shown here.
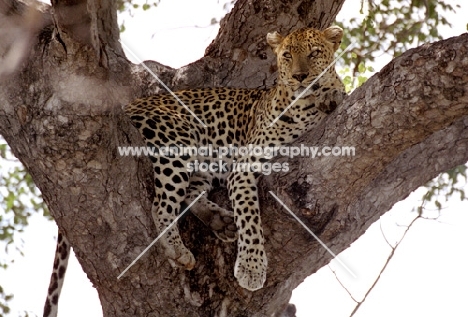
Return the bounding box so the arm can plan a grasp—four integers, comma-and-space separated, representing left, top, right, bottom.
51, 0, 122, 66
347, 213, 439, 317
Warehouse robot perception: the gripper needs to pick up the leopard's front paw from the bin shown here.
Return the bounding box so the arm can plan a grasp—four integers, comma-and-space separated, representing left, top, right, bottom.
234, 249, 267, 291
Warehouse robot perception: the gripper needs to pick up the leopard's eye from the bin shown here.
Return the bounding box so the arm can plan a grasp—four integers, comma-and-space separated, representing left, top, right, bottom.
283, 52, 292, 59
308, 49, 320, 58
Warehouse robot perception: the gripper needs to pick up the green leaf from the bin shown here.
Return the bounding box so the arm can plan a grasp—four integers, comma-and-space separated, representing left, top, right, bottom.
357, 75, 368, 87
358, 62, 366, 73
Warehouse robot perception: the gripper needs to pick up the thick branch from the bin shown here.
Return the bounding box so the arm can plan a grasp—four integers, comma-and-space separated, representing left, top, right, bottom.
51, 0, 122, 66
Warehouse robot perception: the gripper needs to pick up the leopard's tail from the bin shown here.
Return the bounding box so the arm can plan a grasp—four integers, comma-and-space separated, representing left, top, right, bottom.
43, 230, 70, 317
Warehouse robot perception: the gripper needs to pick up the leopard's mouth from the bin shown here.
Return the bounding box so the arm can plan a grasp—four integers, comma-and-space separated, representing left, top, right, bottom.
293, 87, 311, 98
291, 79, 321, 99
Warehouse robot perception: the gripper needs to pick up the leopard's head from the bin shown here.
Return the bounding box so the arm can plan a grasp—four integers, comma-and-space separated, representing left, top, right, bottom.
267, 26, 345, 99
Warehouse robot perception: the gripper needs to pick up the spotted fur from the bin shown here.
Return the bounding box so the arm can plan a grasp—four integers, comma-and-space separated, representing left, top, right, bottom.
124, 26, 346, 291
43, 231, 70, 317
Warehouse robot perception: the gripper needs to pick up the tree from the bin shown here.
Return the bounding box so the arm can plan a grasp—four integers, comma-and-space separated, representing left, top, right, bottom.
1, 0, 467, 316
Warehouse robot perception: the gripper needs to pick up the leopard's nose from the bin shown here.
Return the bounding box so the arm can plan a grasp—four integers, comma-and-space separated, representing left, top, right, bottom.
292, 72, 308, 83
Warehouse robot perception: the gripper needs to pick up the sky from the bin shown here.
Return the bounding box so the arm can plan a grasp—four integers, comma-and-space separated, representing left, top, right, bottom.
1, 0, 468, 316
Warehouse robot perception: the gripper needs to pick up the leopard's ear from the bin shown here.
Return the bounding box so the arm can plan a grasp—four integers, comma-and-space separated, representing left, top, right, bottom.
266, 31, 284, 52
323, 26, 343, 51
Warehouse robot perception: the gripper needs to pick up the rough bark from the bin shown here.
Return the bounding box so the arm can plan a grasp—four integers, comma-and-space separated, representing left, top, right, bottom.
0, 0, 467, 316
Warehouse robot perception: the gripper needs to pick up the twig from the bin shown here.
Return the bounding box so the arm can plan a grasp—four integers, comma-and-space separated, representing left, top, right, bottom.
328, 265, 359, 303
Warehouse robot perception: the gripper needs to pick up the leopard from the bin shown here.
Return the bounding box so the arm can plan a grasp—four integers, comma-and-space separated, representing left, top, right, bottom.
123, 26, 346, 292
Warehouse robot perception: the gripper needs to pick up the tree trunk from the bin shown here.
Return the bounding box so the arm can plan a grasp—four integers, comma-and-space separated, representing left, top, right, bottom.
1, 0, 467, 316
